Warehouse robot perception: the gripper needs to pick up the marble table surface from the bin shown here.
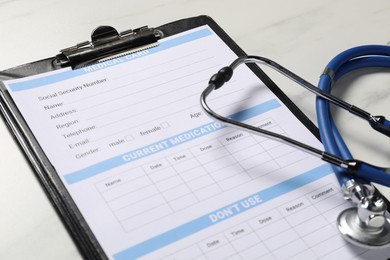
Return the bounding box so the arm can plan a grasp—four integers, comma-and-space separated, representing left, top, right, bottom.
1, 0, 390, 259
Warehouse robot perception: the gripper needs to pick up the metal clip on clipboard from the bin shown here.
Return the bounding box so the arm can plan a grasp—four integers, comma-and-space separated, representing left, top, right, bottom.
54, 25, 161, 68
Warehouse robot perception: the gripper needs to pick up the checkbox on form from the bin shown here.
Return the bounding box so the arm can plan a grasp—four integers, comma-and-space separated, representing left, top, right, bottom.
161, 122, 170, 129
125, 135, 134, 142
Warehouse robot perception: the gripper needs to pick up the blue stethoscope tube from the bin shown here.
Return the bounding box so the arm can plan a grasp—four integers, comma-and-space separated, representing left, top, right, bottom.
317, 45, 390, 187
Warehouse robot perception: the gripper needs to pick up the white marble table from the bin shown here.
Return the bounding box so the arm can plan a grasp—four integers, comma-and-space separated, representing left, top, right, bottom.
1, 0, 390, 259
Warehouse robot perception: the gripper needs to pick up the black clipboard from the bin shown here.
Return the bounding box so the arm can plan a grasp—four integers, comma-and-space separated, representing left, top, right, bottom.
0, 15, 319, 259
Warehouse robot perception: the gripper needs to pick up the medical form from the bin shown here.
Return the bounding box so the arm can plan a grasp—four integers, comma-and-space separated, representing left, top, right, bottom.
4, 25, 390, 259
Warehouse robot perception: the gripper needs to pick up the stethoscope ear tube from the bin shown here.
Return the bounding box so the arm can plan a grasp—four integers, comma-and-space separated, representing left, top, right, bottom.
202, 54, 390, 187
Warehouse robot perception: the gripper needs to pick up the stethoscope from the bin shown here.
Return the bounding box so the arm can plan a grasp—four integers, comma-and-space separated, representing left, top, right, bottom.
200, 45, 390, 249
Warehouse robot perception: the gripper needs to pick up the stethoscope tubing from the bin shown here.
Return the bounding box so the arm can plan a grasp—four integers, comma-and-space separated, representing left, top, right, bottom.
201, 47, 390, 187
317, 45, 390, 186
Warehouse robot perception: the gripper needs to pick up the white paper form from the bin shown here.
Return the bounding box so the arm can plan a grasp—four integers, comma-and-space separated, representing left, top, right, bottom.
5, 26, 390, 259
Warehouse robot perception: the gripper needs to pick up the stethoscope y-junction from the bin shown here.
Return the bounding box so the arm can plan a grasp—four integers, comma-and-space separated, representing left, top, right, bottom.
201, 45, 390, 248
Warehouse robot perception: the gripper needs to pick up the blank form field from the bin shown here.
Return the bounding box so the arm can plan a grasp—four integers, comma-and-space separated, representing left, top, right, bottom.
170, 193, 198, 211
108, 185, 159, 211
210, 164, 244, 182
294, 215, 328, 237
121, 204, 173, 232
203, 155, 237, 172
219, 172, 251, 190
114, 194, 166, 221
162, 184, 191, 201
311, 234, 348, 257
287, 250, 317, 260
247, 160, 280, 179
276, 150, 307, 167
239, 152, 272, 170
272, 239, 308, 260
180, 167, 208, 182
231, 143, 264, 162
194, 184, 221, 200
170, 246, 204, 260
302, 225, 339, 247
154, 175, 184, 191
187, 175, 215, 191
263, 229, 299, 251
320, 243, 367, 259
239, 242, 269, 260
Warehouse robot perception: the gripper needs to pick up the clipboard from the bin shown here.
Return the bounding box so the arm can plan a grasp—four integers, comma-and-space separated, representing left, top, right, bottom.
0, 15, 321, 259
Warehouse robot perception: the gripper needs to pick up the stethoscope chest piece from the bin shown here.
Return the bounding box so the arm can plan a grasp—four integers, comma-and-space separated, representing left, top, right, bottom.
338, 183, 390, 248
338, 208, 390, 248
